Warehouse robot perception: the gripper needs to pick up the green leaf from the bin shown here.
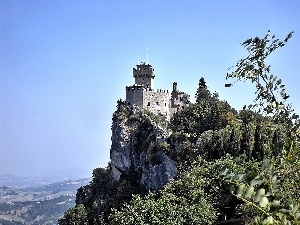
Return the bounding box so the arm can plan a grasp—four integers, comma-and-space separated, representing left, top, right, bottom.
220, 168, 229, 176
230, 185, 235, 194
245, 172, 259, 182
265, 216, 274, 224
237, 174, 245, 181
283, 95, 290, 100
225, 173, 235, 178
259, 196, 269, 208
272, 176, 280, 186
276, 79, 282, 85
271, 200, 280, 208
250, 179, 264, 187
265, 191, 271, 197
237, 184, 246, 196
244, 186, 255, 198
254, 188, 265, 202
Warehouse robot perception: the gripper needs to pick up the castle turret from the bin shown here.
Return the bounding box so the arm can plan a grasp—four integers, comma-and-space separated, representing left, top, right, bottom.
173, 82, 177, 91
133, 62, 155, 89
170, 82, 190, 117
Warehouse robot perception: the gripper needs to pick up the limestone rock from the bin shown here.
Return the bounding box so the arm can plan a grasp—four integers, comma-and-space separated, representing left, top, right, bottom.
110, 106, 177, 191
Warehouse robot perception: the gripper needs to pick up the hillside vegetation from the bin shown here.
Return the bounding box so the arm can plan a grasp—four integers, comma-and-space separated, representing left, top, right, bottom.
0, 178, 90, 225
59, 32, 300, 225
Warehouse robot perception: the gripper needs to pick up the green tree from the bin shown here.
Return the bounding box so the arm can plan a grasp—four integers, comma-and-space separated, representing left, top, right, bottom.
195, 77, 211, 102
170, 100, 236, 137
59, 204, 88, 225
110, 161, 217, 225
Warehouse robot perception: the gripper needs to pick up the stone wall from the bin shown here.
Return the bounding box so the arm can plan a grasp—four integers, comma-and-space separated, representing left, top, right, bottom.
170, 85, 190, 117
125, 85, 144, 108
143, 89, 170, 119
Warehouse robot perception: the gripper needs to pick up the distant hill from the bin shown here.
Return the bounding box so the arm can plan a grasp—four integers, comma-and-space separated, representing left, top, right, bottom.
0, 177, 91, 224
0, 174, 76, 189
0, 195, 75, 225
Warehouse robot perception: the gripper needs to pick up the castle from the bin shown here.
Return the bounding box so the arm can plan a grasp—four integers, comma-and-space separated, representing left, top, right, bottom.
125, 62, 190, 119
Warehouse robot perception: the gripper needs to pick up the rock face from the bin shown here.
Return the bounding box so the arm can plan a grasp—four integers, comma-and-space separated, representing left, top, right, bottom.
110, 106, 177, 191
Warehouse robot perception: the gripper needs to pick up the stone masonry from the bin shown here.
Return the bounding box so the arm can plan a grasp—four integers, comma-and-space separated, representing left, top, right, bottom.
125, 62, 190, 119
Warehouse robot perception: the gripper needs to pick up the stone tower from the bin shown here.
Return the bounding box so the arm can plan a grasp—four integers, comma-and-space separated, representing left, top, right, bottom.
169, 82, 190, 117
133, 62, 155, 89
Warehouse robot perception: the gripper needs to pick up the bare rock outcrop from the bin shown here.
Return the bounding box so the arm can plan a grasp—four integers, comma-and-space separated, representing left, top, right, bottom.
110, 105, 177, 191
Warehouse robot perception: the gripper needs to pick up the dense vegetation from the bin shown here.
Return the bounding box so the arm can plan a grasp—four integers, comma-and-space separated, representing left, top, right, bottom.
59, 32, 300, 225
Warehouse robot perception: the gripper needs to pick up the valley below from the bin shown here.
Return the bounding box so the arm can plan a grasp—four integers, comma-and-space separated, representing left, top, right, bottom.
0, 174, 90, 225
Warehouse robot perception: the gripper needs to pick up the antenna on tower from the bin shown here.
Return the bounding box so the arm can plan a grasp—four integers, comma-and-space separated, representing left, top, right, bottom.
146, 47, 149, 64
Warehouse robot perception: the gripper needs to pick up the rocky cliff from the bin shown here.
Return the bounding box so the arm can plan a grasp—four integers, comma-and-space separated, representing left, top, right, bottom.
110, 104, 177, 191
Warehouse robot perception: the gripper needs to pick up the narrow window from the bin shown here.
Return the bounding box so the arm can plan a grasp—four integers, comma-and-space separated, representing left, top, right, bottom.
165, 103, 167, 106
147, 102, 150, 106
128, 102, 130, 105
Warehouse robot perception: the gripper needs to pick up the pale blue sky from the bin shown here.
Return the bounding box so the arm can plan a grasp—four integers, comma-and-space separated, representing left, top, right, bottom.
1, 1, 299, 178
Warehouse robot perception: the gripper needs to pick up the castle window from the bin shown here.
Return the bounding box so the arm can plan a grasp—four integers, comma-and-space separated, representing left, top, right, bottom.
128, 102, 130, 105
128, 88, 130, 91
156, 102, 159, 105
147, 102, 150, 106
182, 106, 184, 109
165, 103, 167, 106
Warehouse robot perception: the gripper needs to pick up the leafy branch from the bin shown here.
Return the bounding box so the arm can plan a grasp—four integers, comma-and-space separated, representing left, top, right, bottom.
219, 161, 300, 224
224, 31, 300, 225
226, 31, 300, 134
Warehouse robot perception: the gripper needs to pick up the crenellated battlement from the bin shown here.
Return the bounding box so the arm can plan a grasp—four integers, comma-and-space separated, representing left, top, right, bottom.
133, 62, 155, 76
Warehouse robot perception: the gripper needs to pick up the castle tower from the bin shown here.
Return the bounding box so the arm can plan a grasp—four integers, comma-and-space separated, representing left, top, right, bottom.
133, 62, 155, 89
170, 82, 190, 117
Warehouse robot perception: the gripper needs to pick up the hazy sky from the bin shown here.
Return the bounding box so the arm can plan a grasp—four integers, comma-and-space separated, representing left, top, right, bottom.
1, 1, 300, 179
